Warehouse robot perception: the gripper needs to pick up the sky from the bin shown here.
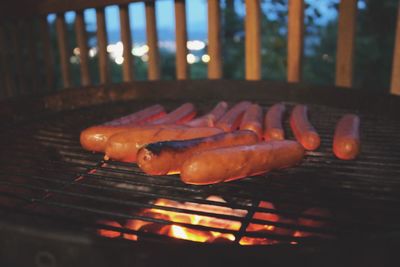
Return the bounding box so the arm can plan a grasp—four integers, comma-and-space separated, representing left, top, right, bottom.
47, 0, 366, 43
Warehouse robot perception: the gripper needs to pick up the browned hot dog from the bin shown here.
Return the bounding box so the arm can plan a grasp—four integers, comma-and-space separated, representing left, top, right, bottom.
333, 114, 360, 160
104, 104, 166, 126
216, 101, 252, 132
186, 101, 228, 127
239, 104, 263, 140
80, 104, 166, 152
150, 103, 196, 125
290, 105, 320, 150
180, 140, 304, 185
137, 130, 258, 175
264, 103, 286, 141
105, 126, 223, 162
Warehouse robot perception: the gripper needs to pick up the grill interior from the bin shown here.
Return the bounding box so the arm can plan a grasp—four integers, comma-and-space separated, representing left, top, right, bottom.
1, 98, 400, 246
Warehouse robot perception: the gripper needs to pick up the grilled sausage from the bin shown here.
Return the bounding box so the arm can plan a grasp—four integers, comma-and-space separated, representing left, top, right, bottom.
216, 101, 252, 132
81, 125, 136, 152
150, 103, 196, 125
137, 130, 258, 175
333, 114, 360, 160
186, 101, 228, 127
239, 104, 263, 140
104, 104, 166, 126
290, 105, 320, 150
105, 126, 223, 162
181, 140, 304, 185
80, 105, 167, 152
264, 103, 286, 141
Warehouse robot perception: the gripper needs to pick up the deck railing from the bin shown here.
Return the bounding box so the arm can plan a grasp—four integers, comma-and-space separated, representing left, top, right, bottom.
0, 0, 400, 98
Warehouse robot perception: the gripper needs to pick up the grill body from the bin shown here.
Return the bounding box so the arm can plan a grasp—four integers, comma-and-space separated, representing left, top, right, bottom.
1, 80, 400, 266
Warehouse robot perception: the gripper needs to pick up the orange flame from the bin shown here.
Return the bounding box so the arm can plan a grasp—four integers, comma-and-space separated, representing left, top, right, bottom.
97, 198, 330, 245
97, 220, 122, 238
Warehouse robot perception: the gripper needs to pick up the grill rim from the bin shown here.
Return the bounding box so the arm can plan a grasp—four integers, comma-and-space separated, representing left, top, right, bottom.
1, 80, 400, 127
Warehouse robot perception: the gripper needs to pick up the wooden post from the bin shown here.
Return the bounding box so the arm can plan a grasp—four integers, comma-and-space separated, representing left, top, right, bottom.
390, 1, 400, 95
207, 0, 222, 79
96, 7, 110, 83
56, 12, 72, 88
174, 0, 188, 79
287, 0, 304, 82
75, 10, 91, 86
145, 1, 161, 80
245, 0, 261, 80
10, 22, 24, 94
335, 0, 357, 87
119, 4, 134, 82
39, 16, 55, 91
0, 24, 12, 97
26, 19, 39, 93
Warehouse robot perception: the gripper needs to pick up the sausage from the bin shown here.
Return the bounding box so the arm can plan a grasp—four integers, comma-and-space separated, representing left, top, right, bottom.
216, 101, 252, 132
290, 105, 320, 150
186, 101, 228, 127
104, 104, 166, 126
137, 130, 258, 175
239, 104, 263, 140
80, 104, 167, 152
264, 103, 286, 141
180, 140, 304, 185
150, 103, 196, 125
105, 126, 223, 162
81, 125, 137, 152
333, 114, 360, 160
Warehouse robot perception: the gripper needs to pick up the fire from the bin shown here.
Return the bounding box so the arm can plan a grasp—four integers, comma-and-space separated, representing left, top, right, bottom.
97, 220, 122, 238
96, 198, 333, 245
124, 196, 244, 243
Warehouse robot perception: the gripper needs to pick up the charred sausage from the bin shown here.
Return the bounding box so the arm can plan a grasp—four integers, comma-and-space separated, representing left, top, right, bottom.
216, 101, 252, 132
150, 103, 196, 125
239, 104, 263, 140
105, 126, 223, 162
137, 130, 258, 175
290, 105, 320, 150
180, 140, 304, 185
264, 103, 286, 141
186, 101, 228, 127
333, 114, 360, 160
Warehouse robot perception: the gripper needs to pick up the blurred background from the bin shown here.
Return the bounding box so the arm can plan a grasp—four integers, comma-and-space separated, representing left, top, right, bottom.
44, 0, 399, 92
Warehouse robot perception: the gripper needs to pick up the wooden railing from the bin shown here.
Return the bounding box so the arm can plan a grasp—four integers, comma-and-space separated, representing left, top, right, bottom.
0, 0, 400, 99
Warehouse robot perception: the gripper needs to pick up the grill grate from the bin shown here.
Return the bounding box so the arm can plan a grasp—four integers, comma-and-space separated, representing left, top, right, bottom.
1, 99, 400, 245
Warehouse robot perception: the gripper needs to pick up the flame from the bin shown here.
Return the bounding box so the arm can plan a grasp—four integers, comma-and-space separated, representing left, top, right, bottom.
96, 198, 332, 245
97, 220, 122, 238
123, 196, 245, 243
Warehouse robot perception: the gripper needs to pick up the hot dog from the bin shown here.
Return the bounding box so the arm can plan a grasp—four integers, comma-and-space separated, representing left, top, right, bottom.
137, 130, 258, 175
333, 114, 360, 160
216, 101, 252, 132
186, 101, 228, 127
290, 105, 320, 150
180, 140, 304, 185
264, 103, 286, 141
239, 104, 263, 140
150, 103, 196, 125
105, 126, 223, 162
80, 104, 167, 152
104, 104, 166, 126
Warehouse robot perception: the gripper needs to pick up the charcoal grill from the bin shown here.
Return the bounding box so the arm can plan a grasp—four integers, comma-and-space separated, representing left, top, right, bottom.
1, 80, 400, 267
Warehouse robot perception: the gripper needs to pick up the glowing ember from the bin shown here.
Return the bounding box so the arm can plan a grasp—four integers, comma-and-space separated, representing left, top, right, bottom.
96, 198, 333, 245
293, 208, 333, 238
121, 196, 247, 243
97, 220, 122, 238
246, 201, 279, 232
